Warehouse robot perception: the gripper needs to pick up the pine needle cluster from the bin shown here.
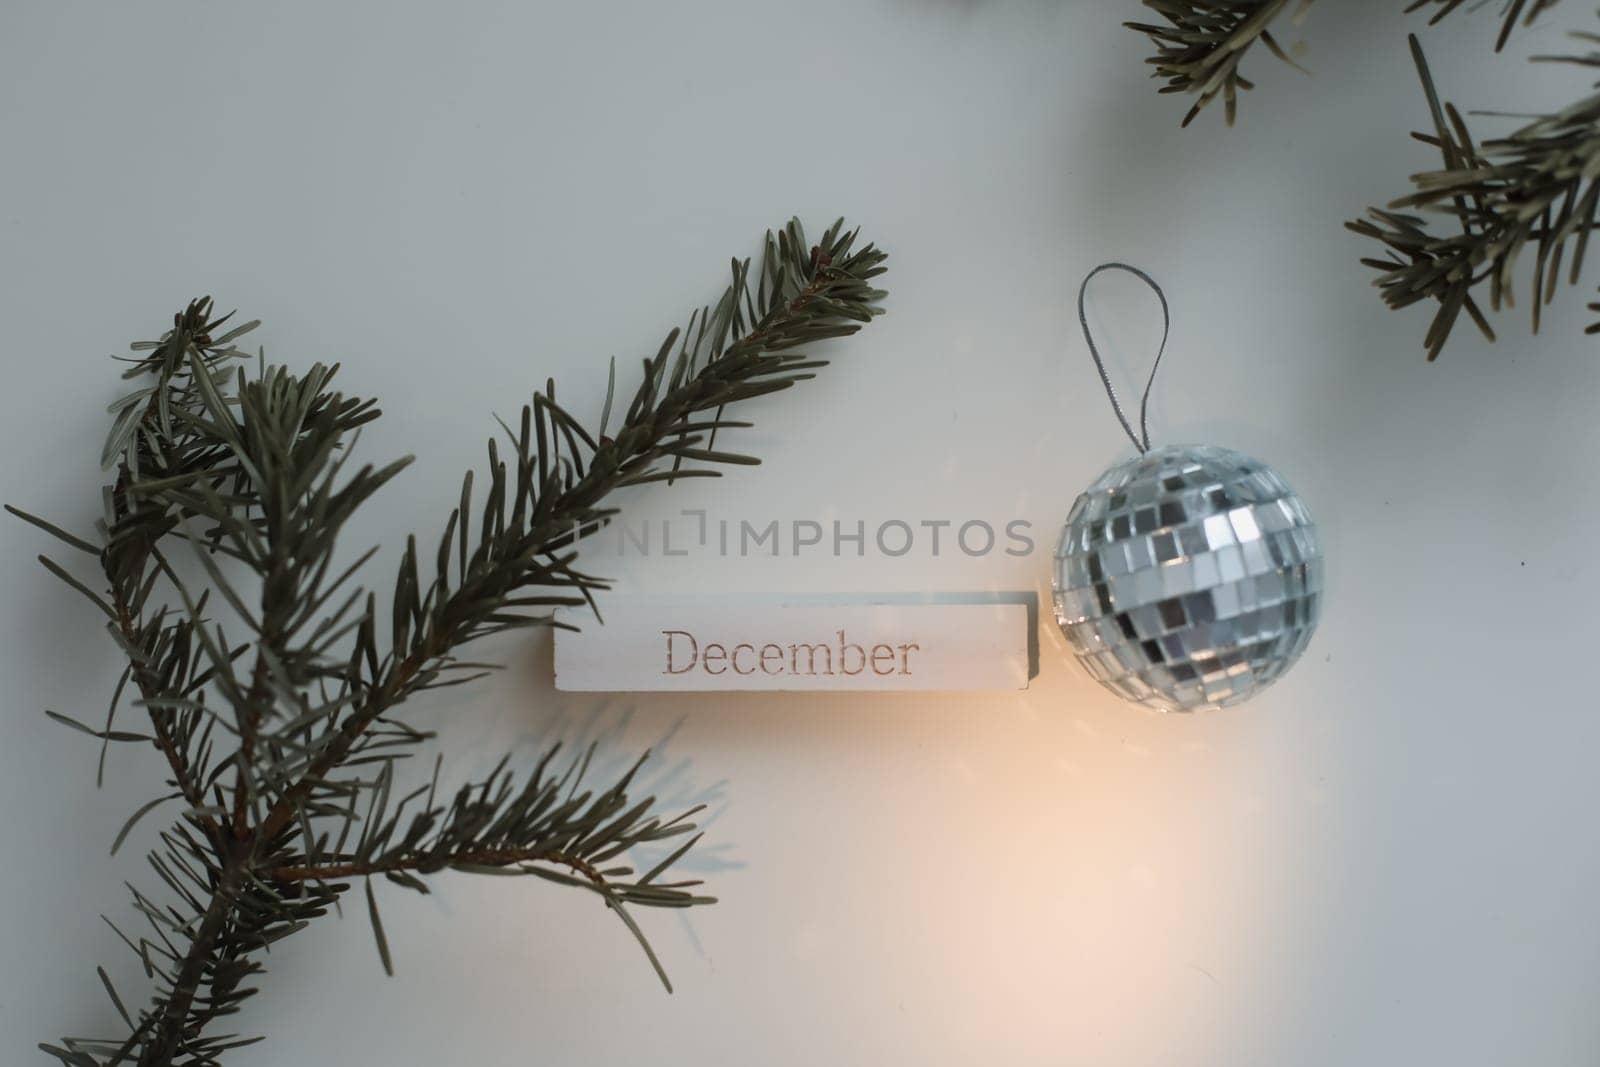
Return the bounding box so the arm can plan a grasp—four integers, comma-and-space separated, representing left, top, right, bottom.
1126, 0, 1596, 359
1127, 0, 1313, 127
1126, 0, 1561, 128
1405, 0, 1563, 53
1348, 32, 1600, 358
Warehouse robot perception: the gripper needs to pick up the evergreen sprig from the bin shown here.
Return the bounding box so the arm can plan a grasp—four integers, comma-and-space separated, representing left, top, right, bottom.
1127, 0, 1312, 128
1126, 0, 1563, 127
1347, 33, 1600, 359
16, 217, 889, 1066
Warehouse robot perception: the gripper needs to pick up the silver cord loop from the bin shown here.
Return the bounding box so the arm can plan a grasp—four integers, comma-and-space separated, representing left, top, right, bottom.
1077, 262, 1170, 454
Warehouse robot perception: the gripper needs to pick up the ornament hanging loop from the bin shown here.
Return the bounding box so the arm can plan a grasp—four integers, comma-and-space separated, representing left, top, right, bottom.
1077, 262, 1170, 455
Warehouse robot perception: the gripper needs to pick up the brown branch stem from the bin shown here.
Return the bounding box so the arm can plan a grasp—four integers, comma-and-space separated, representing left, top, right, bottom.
135, 852, 249, 1067
232, 650, 273, 839
270, 848, 606, 886
112, 594, 219, 844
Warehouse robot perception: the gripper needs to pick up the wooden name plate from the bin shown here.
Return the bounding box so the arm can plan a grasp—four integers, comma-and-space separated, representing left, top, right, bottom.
554, 597, 1031, 692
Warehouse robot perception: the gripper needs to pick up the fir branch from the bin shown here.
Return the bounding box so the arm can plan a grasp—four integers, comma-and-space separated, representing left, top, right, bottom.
253, 219, 887, 846
266, 746, 712, 988
24, 217, 889, 1066
1127, 0, 1313, 127
1347, 32, 1600, 359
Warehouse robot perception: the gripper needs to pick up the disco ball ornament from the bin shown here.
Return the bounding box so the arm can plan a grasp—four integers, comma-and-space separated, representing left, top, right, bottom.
1051, 444, 1323, 712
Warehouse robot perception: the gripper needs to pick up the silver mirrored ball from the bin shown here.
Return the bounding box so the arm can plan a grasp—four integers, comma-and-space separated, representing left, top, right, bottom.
1052, 444, 1323, 712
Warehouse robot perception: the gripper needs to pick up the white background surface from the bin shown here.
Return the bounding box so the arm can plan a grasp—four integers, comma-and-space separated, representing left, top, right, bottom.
5, 2, 1600, 1065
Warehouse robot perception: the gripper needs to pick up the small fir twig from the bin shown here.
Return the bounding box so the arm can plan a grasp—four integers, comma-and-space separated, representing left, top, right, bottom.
1126, 0, 1314, 127
1347, 31, 1600, 359
18, 217, 889, 1067
1127, 1, 1564, 128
